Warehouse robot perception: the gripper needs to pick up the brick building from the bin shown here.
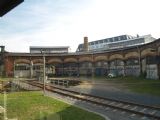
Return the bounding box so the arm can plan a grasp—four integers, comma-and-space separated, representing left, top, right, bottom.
2, 38, 160, 79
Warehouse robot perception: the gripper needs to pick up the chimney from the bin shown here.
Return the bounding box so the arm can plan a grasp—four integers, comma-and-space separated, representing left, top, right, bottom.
83, 37, 89, 52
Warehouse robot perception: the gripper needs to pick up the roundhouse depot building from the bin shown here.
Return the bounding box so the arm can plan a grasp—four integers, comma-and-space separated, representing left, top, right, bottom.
3, 38, 160, 79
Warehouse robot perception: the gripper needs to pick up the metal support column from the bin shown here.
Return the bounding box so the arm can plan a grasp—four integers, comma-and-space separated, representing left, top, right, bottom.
137, 46, 142, 75
41, 49, 46, 95
30, 61, 33, 79
91, 53, 94, 78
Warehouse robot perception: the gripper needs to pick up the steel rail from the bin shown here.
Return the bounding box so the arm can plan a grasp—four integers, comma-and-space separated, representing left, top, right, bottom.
24, 80, 160, 119
29, 80, 160, 110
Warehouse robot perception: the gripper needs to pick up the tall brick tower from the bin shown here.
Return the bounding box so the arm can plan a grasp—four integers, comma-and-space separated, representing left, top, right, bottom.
83, 37, 89, 52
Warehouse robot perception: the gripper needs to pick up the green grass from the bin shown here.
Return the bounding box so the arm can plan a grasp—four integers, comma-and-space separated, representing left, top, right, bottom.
0, 77, 12, 82
107, 76, 160, 96
0, 92, 105, 120
122, 77, 160, 96
128, 83, 160, 96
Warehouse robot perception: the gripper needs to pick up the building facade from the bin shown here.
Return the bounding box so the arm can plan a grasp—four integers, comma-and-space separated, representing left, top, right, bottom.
2, 38, 160, 79
76, 34, 155, 52
30, 46, 70, 54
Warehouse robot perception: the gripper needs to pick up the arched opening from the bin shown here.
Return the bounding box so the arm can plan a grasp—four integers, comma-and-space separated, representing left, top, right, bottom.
109, 59, 124, 76
79, 61, 93, 76
146, 55, 159, 79
94, 61, 108, 76
32, 63, 43, 78
47, 58, 63, 77
63, 62, 78, 76
125, 58, 140, 76
14, 63, 30, 78
46, 63, 62, 77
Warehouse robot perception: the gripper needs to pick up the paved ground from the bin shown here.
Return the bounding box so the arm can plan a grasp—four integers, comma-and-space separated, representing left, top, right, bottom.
47, 79, 160, 120
54, 79, 160, 106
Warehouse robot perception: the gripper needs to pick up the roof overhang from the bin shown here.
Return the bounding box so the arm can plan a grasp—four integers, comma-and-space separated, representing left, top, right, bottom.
0, 0, 24, 17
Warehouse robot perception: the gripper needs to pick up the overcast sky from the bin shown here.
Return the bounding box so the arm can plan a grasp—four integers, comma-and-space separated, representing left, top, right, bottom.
0, 0, 160, 52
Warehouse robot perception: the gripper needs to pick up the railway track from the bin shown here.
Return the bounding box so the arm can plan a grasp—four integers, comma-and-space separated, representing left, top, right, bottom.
24, 80, 160, 120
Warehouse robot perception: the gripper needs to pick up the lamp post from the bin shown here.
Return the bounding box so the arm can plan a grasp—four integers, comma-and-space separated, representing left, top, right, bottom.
77, 57, 79, 77
30, 53, 33, 79
30, 61, 33, 79
41, 50, 46, 95
43, 54, 46, 95
13, 61, 15, 78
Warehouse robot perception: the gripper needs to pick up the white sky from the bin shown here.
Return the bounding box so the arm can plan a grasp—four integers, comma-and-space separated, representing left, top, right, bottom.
0, 0, 160, 52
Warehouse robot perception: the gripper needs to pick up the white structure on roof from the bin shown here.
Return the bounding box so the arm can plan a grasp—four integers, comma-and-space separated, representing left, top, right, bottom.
76, 34, 156, 52
30, 46, 70, 53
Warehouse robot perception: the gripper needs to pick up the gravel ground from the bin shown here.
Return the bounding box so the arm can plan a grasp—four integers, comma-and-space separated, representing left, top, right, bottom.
45, 91, 150, 120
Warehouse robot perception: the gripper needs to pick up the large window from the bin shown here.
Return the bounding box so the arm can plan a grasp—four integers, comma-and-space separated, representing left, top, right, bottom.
109, 38, 113, 42
90, 42, 94, 45
80, 62, 92, 68
99, 40, 103, 43
146, 56, 158, 64
33, 65, 43, 70
114, 37, 118, 41
15, 64, 30, 70
104, 39, 108, 43
120, 35, 127, 40
116, 60, 124, 66
95, 61, 108, 67
95, 41, 98, 44
126, 59, 139, 65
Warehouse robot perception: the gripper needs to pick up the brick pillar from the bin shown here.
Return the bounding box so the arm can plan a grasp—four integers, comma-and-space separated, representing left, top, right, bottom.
4, 57, 14, 77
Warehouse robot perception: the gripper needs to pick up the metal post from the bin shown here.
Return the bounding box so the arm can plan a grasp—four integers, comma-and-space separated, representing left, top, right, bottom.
137, 46, 142, 75
43, 55, 46, 94
4, 91, 7, 120
13, 61, 15, 78
122, 50, 126, 76
62, 61, 64, 76
156, 49, 160, 79
77, 62, 79, 77
115, 60, 117, 76
92, 53, 94, 78
30, 61, 33, 79
77, 53, 80, 77
43, 54, 46, 95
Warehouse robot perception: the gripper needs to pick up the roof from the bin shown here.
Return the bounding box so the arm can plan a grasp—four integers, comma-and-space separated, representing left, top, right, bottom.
77, 34, 155, 47
0, 0, 24, 17
78, 34, 129, 46
30, 46, 70, 49
5, 38, 160, 57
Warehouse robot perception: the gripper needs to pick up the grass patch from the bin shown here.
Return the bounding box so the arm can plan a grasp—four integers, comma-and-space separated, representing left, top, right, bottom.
109, 76, 160, 96
129, 83, 160, 96
0, 77, 12, 82
0, 91, 105, 120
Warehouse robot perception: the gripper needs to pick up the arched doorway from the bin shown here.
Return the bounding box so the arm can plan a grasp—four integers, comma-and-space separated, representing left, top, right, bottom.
94, 61, 108, 76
